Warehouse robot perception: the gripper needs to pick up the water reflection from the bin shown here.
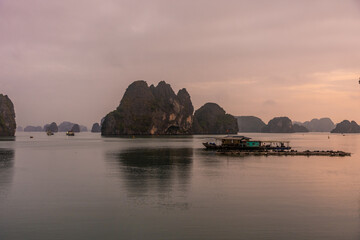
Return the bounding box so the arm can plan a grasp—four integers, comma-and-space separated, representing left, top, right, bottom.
0, 137, 15, 142
0, 148, 15, 200
107, 148, 193, 208
0, 149, 14, 168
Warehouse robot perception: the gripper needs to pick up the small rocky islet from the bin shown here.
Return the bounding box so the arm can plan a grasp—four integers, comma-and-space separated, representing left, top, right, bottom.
57, 121, 87, 132
236, 116, 336, 133
261, 117, 309, 133
192, 103, 238, 134
294, 118, 335, 132
331, 120, 360, 133
0, 94, 16, 137
24, 121, 88, 133
24, 126, 43, 132
71, 124, 81, 133
91, 123, 101, 133
236, 116, 266, 133
45, 122, 58, 132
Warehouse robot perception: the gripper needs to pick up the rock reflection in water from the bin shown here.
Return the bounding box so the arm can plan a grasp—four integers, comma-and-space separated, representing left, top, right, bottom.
0, 149, 14, 168
0, 148, 14, 200
108, 148, 193, 207
0, 137, 15, 142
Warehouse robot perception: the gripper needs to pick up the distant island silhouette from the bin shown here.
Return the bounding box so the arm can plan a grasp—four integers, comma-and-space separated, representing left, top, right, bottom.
0, 81, 359, 136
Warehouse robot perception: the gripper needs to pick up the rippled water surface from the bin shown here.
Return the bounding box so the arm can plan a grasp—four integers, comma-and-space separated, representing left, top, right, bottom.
0, 132, 360, 240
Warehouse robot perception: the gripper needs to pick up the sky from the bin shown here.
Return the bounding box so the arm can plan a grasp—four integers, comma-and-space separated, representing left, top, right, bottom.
1, 0, 360, 128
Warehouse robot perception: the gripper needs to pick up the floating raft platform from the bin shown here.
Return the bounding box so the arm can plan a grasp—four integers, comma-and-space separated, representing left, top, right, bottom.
217, 150, 351, 157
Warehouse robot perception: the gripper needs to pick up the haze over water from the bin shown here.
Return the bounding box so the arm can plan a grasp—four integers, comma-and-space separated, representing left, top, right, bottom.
0, 133, 359, 239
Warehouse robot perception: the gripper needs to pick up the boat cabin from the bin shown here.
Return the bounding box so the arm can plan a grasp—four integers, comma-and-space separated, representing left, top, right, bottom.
220, 136, 252, 147
204, 135, 291, 151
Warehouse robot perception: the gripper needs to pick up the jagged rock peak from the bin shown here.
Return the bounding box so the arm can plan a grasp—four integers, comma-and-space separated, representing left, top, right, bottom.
102, 80, 194, 136
151, 81, 176, 99
177, 88, 190, 98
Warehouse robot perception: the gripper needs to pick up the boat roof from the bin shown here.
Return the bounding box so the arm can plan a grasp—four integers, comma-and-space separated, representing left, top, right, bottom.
215, 135, 252, 140
215, 135, 289, 143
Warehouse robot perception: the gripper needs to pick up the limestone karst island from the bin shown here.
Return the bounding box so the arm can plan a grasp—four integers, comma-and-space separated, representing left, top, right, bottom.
101, 80, 238, 136
0, 94, 16, 137
1, 80, 360, 137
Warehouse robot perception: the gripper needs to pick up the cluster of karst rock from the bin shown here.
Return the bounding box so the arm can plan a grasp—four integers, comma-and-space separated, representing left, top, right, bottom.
0, 80, 359, 136
101, 81, 238, 136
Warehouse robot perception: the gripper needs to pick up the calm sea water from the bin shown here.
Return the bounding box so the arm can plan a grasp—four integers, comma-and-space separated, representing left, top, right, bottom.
0, 132, 360, 240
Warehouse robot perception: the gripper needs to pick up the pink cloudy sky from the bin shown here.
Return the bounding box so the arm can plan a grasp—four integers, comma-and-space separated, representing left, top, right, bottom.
1, 0, 360, 128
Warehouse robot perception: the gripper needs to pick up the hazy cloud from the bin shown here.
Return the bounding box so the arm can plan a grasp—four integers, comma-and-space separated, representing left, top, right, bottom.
1, 0, 360, 127
263, 100, 277, 107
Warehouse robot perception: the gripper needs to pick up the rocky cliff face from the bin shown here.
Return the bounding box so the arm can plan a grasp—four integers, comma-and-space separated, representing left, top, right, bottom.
331, 120, 360, 133
91, 123, 101, 133
102, 81, 194, 136
236, 116, 265, 132
295, 118, 335, 132
192, 103, 238, 134
0, 94, 16, 137
262, 117, 295, 133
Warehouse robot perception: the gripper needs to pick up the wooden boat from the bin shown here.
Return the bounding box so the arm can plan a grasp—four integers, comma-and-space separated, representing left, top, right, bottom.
203, 135, 351, 157
66, 131, 75, 136
203, 135, 291, 151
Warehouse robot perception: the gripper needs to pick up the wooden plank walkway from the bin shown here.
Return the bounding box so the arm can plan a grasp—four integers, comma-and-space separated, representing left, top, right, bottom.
217, 150, 351, 157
